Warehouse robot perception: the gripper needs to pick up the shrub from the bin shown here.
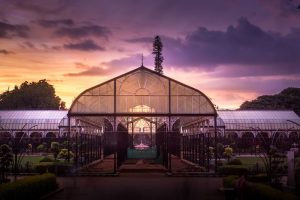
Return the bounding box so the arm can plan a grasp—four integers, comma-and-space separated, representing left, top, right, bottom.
246, 174, 269, 183
40, 156, 55, 163
219, 165, 248, 175
295, 167, 300, 195
223, 175, 238, 188
0, 173, 58, 200
37, 144, 45, 152
58, 149, 74, 160
51, 142, 60, 160
36, 162, 72, 175
222, 176, 298, 200
245, 182, 298, 200
227, 158, 242, 165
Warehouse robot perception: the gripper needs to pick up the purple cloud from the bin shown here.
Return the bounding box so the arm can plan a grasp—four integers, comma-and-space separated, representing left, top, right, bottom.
55, 25, 110, 39
0, 21, 29, 38
37, 19, 74, 27
12, 0, 70, 14
64, 40, 105, 51
124, 18, 300, 77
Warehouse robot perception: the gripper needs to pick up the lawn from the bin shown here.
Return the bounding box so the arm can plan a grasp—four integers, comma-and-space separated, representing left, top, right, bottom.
235, 156, 265, 167
19, 154, 54, 167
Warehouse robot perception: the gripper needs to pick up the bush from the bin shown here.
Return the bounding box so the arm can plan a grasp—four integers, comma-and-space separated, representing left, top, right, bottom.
58, 149, 74, 160
36, 144, 45, 152
222, 176, 298, 200
246, 174, 269, 183
295, 167, 300, 195
0, 173, 58, 200
40, 156, 55, 163
245, 182, 298, 200
223, 175, 238, 188
36, 162, 72, 175
227, 158, 242, 165
219, 165, 248, 175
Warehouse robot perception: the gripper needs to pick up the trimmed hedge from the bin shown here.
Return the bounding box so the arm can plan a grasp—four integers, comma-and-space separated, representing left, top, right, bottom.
227, 158, 242, 165
40, 156, 55, 163
223, 175, 238, 188
222, 176, 298, 200
0, 173, 58, 200
245, 182, 298, 200
296, 167, 300, 195
36, 162, 73, 175
246, 174, 270, 183
219, 165, 248, 175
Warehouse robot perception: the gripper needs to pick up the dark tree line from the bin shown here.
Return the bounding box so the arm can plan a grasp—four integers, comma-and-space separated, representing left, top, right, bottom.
0, 79, 66, 110
240, 87, 300, 116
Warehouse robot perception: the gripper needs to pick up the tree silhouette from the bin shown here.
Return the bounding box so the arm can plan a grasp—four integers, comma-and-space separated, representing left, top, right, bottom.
152, 35, 164, 74
0, 79, 66, 110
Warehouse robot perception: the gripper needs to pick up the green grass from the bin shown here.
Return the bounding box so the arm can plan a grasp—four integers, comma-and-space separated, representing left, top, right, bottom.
235, 156, 265, 167
19, 155, 54, 167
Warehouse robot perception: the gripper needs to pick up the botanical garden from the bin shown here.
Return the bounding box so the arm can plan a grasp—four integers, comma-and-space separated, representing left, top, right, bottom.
0, 66, 300, 200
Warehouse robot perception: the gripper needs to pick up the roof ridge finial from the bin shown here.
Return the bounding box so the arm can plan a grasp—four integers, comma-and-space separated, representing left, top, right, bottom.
141, 53, 144, 67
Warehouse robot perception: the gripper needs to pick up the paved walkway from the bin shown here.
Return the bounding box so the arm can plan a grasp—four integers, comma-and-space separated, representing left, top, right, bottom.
50, 175, 225, 200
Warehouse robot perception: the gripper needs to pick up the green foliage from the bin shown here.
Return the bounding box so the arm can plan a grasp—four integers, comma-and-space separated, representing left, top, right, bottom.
295, 167, 300, 194
223, 146, 233, 161
50, 142, 60, 160
0, 173, 58, 200
223, 175, 238, 188
216, 143, 224, 158
152, 35, 164, 74
219, 165, 248, 175
0, 79, 66, 110
246, 174, 269, 183
240, 87, 300, 116
245, 182, 298, 200
58, 149, 74, 160
222, 176, 298, 200
36, 144, 46, 152
0, 144, 13, 183
40, 156, 55, 163
35, 162, 72, 175
227, 158, 242, 165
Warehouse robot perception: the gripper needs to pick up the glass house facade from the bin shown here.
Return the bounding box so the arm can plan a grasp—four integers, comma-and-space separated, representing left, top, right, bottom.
0, 66, 299, 171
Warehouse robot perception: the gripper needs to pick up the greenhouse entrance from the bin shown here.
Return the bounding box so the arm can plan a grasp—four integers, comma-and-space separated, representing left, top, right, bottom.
67, 66, 218, 174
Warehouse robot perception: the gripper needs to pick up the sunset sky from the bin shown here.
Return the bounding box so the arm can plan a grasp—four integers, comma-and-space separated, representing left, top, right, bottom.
0, 0, 300, 109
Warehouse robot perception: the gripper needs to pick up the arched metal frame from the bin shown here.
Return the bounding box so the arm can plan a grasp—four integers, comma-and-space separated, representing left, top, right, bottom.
68, 66, 218, 173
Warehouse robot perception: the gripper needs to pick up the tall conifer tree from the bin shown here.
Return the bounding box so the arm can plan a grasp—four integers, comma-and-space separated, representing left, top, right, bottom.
152, 36, 164, 74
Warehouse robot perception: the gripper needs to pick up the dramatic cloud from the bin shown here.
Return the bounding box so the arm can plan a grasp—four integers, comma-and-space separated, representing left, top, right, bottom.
0, 49, 14, 55
37, 19, 74, 28
11, 0, 70, 14
64, 66, 111, 77
64, 40, 105, 51
102, 54, 146, 68
55, 25, 110, 39
125, 18, 300, 76
0, 21, 29, 38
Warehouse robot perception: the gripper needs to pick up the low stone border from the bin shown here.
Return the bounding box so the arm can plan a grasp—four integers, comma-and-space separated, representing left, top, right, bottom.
39, 187, 64, 200
166, 172, 223, 177
78, 172, 120, 177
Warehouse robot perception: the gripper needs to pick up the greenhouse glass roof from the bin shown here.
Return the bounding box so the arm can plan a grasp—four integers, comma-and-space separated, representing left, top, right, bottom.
0, 110, 68, 131
217, 110, 300, 131
69, 66, 216, 116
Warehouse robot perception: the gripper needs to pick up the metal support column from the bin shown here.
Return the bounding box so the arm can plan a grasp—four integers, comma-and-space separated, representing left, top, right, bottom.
67, 116, 71, 162
214, 116, 218, 172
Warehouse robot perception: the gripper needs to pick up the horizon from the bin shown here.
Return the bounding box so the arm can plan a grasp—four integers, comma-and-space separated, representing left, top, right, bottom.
1, 0, 300, 109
